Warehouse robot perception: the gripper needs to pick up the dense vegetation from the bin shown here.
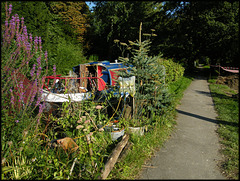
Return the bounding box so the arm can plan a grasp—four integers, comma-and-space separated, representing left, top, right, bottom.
1, 1, 238, 75
1, 1, 239, 179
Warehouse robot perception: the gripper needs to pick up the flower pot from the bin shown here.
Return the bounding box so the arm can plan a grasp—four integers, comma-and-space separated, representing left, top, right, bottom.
104, 125, 125, 141
110, 127, 125, 141
128, 126, 145, 136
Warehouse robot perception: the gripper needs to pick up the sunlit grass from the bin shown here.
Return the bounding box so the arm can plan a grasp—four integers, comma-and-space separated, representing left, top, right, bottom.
209, 81, 239, 180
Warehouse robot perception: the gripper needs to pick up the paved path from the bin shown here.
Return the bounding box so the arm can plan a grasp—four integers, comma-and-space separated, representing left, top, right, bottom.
138, 75, 226, 179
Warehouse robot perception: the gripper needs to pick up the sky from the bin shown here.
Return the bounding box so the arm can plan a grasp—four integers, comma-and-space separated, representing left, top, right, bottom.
86, 1, 95, 11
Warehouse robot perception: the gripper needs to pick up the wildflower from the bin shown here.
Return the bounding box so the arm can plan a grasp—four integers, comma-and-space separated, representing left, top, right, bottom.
29, 33, 32, 43
77, 118, 82, 123
10, 95, 14, 105
38, 104, 43, 113
95, 105, 104, 110
15, 120, 19, 123
84, 120, 90, 124
19, 81, 24, 89
21, 17, 24, 24
99, 127, 104, 132
39, 36, 42, 51
53, 65, 56, 73
9, 88, 12, 92
35, 96, 41, 106
83, 128, 88, 132
19, 92, 24, 102
44, 51, 48, 61
30, 64, 36, 76
37, 56, 41, 66
23, 25, 27, 36
8, 4, 12, 14
38, 102, 45, 114
31, 157, 37, 162
76, 125, 84, 129
7, 141, 13, 146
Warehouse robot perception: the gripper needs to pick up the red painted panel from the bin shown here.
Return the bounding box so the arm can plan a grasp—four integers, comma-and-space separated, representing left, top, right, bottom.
97, 66, 106, 91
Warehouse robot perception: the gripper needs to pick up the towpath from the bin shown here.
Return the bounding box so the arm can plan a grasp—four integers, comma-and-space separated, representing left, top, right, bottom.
138, 73, 226, 179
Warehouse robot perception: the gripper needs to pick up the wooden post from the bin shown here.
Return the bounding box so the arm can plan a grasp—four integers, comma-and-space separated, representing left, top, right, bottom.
139, 22, 142, 46
99, 134, 129, 180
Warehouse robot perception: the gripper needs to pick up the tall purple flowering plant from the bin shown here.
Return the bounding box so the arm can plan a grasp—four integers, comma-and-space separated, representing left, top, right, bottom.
1, 2, 56, 135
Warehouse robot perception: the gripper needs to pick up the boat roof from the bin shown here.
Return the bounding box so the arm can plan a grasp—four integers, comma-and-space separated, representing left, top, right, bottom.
73, 61, 131, 71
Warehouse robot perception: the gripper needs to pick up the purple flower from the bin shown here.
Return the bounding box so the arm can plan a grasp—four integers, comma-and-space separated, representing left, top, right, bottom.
37, 57, 41, 66
38, 104, 43, 113
29, 34, 32, 42
21, 17, 24, 24
38, 102, 45, 114
5, 20, 8, 27
30, 64, 36, 76
23, 25, 27, 36
19, 81, 24, 89
10, 88, 13, 93
34, 36, 38, 45
44, 51, 48, 61
26, 42, 31, 51
9, 4, 12, 14
35, 96, 41, 106
53, 65, 56, 72
19, 92, 24, 102
15, 120, 19, 123
11, 95, 14, 105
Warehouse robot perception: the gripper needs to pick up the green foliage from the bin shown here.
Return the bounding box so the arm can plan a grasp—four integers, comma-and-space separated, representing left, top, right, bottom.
118, 39, 172, 123
151, 1, 239, 68
54, 38, 87, 75
88, 1, 162, 60
156, 56, 185, 84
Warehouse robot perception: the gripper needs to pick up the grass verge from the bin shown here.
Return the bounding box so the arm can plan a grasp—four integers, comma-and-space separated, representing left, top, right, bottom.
108, 75, 193, 179
208, 77, 239, 180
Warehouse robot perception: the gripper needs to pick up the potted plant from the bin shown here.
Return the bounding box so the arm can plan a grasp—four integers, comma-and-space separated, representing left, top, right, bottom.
127, 118, 146, 136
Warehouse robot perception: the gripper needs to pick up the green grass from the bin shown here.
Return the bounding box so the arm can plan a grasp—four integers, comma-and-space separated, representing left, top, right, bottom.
108, 75, 193, 179
208, 79, 239, 180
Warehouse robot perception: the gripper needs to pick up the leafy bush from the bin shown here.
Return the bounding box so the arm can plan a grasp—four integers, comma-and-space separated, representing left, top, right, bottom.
54, 38, 88, 75
156, 56, 185, 84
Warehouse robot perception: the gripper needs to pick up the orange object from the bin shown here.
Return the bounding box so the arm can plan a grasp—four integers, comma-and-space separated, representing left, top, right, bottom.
56, 137, 79, 153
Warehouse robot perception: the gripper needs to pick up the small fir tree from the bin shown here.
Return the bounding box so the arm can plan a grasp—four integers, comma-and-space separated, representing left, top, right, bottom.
118, 39, 171, 123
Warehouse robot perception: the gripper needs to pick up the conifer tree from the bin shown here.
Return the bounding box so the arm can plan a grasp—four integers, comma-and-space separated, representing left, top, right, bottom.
118, 39, 171, 122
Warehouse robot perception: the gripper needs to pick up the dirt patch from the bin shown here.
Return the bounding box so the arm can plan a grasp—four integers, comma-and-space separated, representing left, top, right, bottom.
216, 74, 239, 92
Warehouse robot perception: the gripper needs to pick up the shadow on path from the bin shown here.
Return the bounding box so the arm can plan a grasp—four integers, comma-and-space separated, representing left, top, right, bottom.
176, 109, 238, 127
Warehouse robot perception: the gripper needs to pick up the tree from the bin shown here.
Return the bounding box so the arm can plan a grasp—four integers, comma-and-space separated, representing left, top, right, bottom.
50, 1, 89, 43
118, 38, 171, 121
88, 1, 161, 61
151, 1, 239, 68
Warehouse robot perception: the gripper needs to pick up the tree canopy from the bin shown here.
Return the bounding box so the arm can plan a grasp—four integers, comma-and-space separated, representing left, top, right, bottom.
2, 1, 238, 73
